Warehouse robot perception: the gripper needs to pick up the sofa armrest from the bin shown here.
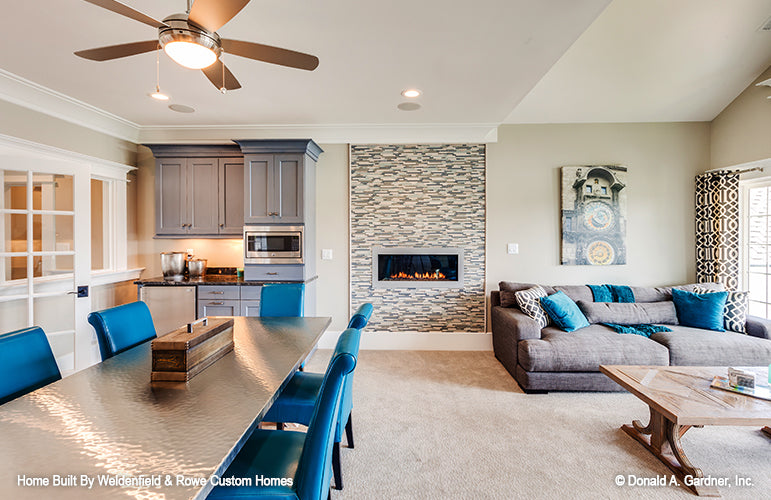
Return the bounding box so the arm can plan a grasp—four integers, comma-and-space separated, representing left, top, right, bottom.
745, 315, 771, 340
491, 306, 542, 378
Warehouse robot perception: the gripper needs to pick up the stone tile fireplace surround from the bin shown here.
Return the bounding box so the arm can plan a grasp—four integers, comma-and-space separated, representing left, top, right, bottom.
350, 144, 486, 332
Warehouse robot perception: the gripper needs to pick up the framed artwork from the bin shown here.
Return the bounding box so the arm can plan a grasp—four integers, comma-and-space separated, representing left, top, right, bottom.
561, 165, 627, 265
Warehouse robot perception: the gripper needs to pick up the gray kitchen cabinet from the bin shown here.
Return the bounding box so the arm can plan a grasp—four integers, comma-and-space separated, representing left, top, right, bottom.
198, 299, 240, 317
156, 158, 188, 235
188, 158, 220, 234
138, 285, 196, 335
148, 145, 244, 237
237, 140, 322, 227
240, 300, 261, 317
243, 153, 303, 224
219, 158, 245, 235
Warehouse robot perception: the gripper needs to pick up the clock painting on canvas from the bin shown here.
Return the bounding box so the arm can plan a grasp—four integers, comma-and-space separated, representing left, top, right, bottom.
560, 165, 627, 265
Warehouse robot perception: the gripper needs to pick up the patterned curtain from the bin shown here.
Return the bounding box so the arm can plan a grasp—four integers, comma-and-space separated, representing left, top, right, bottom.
695, 172, 740, 289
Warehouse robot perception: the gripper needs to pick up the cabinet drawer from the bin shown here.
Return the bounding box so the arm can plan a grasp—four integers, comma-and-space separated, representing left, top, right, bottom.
240, 286, 263, 300
244, 265, 304, 281
197, 299, 240, 318
198, 285, 239, 300
240, 300, 261, 317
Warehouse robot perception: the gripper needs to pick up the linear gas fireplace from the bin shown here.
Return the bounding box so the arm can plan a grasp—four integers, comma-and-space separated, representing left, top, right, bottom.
372, 247, 464, 289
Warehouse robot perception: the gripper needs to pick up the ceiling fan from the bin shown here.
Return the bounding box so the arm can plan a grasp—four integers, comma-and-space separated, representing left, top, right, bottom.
74, 0, 319, 92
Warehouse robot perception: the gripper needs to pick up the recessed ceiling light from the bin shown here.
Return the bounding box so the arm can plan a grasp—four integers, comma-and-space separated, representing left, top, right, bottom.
401, 89, 421, 98
149, 91, 169, 101
397, 102, 421, 111
169, 104, 195, 113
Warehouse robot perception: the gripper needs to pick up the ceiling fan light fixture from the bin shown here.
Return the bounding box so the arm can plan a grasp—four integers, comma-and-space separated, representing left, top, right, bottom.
163, 41, 218, 69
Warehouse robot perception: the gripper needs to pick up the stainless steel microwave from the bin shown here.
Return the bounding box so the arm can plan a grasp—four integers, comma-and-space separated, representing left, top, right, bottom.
244, 226, 304, 264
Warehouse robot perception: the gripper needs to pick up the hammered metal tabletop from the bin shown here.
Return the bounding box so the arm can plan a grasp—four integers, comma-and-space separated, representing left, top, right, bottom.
0, 316, 331, 500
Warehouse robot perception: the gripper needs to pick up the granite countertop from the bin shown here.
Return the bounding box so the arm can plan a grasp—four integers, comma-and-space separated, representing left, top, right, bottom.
135, 275, 316, 286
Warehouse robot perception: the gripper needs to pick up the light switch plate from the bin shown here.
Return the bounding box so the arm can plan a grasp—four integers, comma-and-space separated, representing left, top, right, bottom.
507, 243, 519, 255
321, 249, 333, 260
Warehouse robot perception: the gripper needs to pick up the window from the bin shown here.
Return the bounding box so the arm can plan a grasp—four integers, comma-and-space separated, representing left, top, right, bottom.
741, 181, 771, 318
586, 186, 592, 194
601, 187, 607, 195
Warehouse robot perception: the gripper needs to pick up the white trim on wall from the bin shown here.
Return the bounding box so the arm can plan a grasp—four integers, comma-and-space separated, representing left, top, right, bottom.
0, 69, 140, 143
139, 123, 499, 145
317, 330, 493, 351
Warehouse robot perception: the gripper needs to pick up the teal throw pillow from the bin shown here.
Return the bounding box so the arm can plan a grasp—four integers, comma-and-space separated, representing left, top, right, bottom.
540, 291, 589, 332
671, 288, 728, 332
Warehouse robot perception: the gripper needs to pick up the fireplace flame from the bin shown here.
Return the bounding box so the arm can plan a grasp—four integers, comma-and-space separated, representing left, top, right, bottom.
389, 270, 447, 280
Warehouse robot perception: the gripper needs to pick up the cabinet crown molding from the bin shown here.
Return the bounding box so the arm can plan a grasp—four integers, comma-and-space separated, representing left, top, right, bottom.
234, 139, 323, 161
145, 144, 243, 158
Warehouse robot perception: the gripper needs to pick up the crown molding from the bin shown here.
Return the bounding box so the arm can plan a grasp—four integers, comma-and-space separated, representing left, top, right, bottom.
138, 123, 499, 144
0, 69, 140, 143
0, 69, 499, 145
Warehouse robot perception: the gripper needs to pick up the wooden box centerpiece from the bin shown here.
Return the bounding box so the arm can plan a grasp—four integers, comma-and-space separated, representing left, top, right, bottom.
151, 317, 234, 382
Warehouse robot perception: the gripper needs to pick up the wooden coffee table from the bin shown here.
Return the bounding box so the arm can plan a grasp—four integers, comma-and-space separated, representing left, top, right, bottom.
600, 365, 771, 497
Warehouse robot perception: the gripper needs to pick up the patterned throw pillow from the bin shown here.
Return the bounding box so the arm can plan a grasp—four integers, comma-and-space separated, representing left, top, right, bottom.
693, 286, 748, 333
515, 285, 550, 328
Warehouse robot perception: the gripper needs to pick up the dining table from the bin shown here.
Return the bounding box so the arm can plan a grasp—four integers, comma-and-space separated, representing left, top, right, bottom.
0, 316, 331, 500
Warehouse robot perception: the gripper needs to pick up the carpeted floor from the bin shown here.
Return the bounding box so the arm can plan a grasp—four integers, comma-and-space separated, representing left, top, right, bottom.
301, 350, 771, 500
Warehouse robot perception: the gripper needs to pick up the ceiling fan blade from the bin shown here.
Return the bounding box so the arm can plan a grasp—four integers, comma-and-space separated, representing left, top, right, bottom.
82, 0, 168, 29
202, 62, 242, 91
221, 39, 319, 71
189, 0, 250, 33
75, 40, 159, 61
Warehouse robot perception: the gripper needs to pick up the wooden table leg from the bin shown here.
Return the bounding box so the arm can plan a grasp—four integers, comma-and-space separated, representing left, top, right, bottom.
622, 407, 720, 497
763, 426, 771, 438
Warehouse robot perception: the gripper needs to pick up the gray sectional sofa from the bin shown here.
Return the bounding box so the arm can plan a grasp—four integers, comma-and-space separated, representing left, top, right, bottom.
491, 282, 771, 392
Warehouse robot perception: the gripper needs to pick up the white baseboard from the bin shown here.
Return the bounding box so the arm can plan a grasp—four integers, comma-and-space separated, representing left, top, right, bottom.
317, 330, 492, 351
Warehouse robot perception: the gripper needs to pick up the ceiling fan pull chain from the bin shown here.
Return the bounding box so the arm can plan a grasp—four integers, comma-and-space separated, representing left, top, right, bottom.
186, 0, 192, 15
221, 59, 227, 94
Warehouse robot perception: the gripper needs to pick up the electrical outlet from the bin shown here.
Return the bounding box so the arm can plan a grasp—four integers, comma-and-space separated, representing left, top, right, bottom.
321, 249, 333, 260
507, 243, 519, 255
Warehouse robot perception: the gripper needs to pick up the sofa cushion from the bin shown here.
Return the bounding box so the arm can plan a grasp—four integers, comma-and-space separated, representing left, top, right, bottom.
577, 301, 678, 325
517, 325, 670, 372
672, 289, 727, 331
540, 292, 589, 332
693, 286, 748, 333
650, 326, 771, 366
500, 282, 556, 308
515, 286, 551, 328
629, 282, 725, 302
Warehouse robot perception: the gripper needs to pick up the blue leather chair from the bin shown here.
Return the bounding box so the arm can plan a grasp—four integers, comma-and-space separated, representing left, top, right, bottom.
263, 303, 373, 490
0, 327, 61, 405
260, 283, 305, 317
87, 301, 158, 360
207, 328, 360, 500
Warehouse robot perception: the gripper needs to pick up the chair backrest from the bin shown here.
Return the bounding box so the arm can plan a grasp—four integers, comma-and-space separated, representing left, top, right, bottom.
295, 328, 360, 500
87, 301, 157, 360
0, 327, 61, 405
347, 303, 373, 330
259, 283, 305, 317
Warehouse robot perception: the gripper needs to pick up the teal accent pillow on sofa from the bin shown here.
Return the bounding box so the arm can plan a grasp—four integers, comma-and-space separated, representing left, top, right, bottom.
671, 288, 728, 332
540, 291, 589, 332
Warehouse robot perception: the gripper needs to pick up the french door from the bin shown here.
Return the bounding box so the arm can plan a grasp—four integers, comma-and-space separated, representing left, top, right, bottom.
0, 152, 92, 376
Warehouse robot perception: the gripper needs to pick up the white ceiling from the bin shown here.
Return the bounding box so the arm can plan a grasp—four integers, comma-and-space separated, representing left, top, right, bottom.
0, 0, 769, 140
507, 0, 771, 123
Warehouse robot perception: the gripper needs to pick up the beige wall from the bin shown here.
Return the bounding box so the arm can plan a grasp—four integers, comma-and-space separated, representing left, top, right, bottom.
486, 123, 711, 315
0, 100, 136, 165
710, 65, 771, 169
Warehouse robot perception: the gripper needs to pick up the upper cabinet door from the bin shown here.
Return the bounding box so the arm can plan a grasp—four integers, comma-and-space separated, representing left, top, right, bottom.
274, 154, 304, 223
219, 158, 245, 234
244, 154, 274, 224
156, 158, 188, 235
187, 158, 220, 234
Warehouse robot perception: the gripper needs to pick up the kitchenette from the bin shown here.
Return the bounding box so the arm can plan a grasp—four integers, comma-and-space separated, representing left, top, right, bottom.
135, 140, 321, 335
